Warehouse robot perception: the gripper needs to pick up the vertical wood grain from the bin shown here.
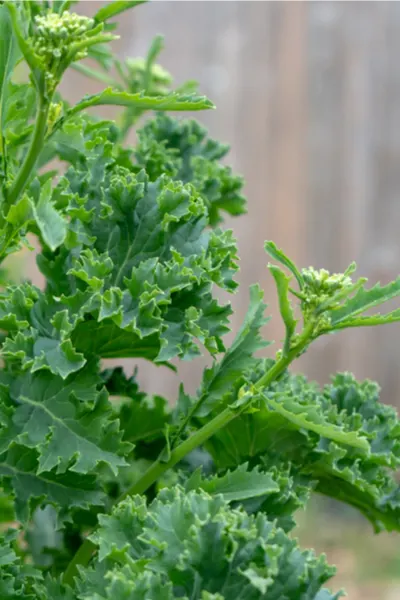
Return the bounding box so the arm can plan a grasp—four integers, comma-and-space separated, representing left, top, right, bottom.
31, 1, 400, 407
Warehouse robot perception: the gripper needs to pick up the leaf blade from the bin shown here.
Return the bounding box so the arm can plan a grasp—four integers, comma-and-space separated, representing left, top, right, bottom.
0, 5, 20, 134
265, 241, 304, 289
185, 463, 280, 503
268, 264, 297, 352
94, 1, 147, 23
64, 88, 215, 120
30, 180, 67, 251
330, 276, 400, 326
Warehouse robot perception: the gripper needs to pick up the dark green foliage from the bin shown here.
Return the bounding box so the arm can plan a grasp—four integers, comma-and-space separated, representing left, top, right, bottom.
0, 2, 399, 599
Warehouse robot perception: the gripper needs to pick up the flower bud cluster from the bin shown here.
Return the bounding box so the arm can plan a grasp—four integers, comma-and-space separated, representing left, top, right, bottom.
300, 267, 353, 327
32, 11, 95, 88
47, 101, 63, 132
302, 267, 352, 297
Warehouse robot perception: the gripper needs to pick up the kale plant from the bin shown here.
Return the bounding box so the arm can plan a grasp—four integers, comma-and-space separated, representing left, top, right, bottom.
1, 2, 400, 598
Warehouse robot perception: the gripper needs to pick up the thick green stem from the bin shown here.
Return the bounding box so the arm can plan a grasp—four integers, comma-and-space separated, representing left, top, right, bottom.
62, 407, 237, 586
120, 407, 238, 500
254, 322, 314, 391
7, 98, 49, 205
63, 324, 315, 587
62, 538, 97, 587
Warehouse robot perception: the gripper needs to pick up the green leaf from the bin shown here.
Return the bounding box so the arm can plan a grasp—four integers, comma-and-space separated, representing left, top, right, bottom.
5, 4, 42, 75
2, 323, 88, 380
0, 529, 45, 599
330, 309, 400, 330
5, 193, 33, 228
0, 445, 104, 523
330, 276, 400, 327
85, 486, 340, 599
94, 1, 147, 23
262, 391, 369, 451
185, 463, 280, 503
101, 365, 169, 446
0, 4, 20, 134
0, 366, 131, 476
77, 566, 175, 600
191, 284, 270, 418
0, 283, 39, 332
2, 82, 36, 150
207, 367, 400, 533
119, 395, 168, 444
143, 34, 165, 91
30, 180, 67, 251
268, 264, 297, 352
52, 1, 78, 14
135, 115, 246, 226
0, 492, 15, 523
27, 145, 238, 365
62, 88, 215, 124
265, 241, 304, 289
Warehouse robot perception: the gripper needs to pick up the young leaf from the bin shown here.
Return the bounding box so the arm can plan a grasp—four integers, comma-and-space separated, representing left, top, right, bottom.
30, 180, 67, 251
190, 284, 270, 418
5, 4, 42, 76
268, 264, 297, 353
265, 241, 304, 289
94, 1, 147, 23
134, 114, 246, 226
185, 463, 280, 502
52, 1, 78, 14
330, 276, 400, 327
62, 88, 215, 122
330, 309, 400, 330
0, 4, 20, 134
262, 392, 369, 451
143, 34, 165, 91
5, 194, 33, 229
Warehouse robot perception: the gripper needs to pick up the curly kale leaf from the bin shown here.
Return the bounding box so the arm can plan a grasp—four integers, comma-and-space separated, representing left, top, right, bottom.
1, 121, 238, 375
0, 363, 131, 522
206, 368, 400, 532
0, 527, 73, 599
134, 114, 246, 226
80, 486, 341, 600
0, 529, 44, 599
184, 462, 311, 533
1, 82, 36, 159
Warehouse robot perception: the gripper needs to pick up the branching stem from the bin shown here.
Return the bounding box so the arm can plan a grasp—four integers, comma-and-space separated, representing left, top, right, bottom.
63, 324, 314, 587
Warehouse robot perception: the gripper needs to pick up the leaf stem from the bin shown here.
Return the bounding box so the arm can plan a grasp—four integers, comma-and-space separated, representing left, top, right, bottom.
7, 97, 49, 205
254, 321, 314, 391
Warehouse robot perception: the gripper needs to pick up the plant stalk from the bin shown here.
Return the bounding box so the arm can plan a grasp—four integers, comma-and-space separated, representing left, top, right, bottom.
7, 97, 49, 205
62, 407, 238, 586
63, 325, 315, 587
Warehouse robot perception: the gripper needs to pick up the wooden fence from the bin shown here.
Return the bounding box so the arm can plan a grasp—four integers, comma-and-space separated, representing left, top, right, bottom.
37, 1, 400, 406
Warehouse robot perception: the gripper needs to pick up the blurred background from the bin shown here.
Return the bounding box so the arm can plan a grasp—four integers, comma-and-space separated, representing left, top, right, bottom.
25, 1, 400, 597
